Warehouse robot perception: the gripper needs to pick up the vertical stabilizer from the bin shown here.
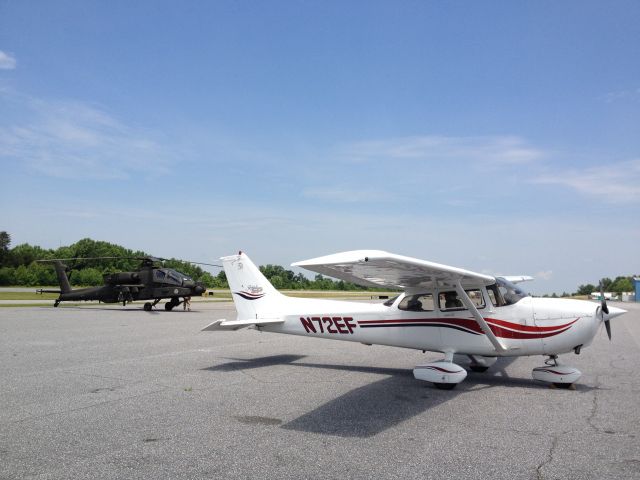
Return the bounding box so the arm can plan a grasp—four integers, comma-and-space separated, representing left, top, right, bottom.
222, 252, 285, 320
53, 261, 72, 293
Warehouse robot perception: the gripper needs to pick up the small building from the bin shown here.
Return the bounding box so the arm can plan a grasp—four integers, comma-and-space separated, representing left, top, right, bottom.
635, 278, 640, 302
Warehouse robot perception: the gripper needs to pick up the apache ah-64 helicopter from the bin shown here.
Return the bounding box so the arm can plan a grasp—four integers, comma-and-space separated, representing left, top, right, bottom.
37, 256, 216, 311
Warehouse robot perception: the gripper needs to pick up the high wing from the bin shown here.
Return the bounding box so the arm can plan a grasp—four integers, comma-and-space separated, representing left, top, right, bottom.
292, 250, 496, 290
500, 275, 534, 284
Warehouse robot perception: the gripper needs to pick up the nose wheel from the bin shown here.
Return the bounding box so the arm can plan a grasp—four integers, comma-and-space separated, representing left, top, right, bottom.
532, 355, 581, 388
143, 299, 162, 311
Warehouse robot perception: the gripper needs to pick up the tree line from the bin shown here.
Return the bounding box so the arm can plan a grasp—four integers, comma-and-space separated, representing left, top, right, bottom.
575, 277, 636, 297
0, 232, 376, 291
1, 232, 635, 294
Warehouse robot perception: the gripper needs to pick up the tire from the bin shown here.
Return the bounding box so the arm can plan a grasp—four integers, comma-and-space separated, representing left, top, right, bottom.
144, 302, 152, 311
469, 365, 489, 373
434, 383, 457, 390
165, 303, 173, 311
553, 382, 573, 389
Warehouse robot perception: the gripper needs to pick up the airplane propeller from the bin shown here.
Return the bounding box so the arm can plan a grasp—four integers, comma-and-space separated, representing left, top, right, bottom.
599, 282, 611, 340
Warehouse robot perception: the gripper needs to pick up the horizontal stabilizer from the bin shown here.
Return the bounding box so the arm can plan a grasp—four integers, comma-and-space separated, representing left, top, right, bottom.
201, 318, 284, 331
36, 289, 62, 294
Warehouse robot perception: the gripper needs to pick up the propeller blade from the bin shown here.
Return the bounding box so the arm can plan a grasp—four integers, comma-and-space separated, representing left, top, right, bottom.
598, 281, 612, 340
599, 282, 609, 315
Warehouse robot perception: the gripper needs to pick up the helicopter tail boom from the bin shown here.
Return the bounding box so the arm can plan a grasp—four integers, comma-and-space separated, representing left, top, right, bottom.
53, 261, 72, 294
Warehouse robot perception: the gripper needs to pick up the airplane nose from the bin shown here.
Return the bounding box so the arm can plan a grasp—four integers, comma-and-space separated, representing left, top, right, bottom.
605, 306, 627, 320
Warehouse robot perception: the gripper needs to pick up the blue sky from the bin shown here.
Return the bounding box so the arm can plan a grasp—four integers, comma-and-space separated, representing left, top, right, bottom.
1, 1, 639, 294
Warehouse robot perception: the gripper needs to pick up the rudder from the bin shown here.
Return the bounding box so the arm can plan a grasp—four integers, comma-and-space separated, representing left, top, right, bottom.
222, 252, 285, 321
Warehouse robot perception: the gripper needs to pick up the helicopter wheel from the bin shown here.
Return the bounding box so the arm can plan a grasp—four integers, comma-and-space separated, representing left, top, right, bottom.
143, 302, 153, 311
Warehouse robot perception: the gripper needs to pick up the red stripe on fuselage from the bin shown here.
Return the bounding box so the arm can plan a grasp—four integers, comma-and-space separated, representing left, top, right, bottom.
356, 317, 578, 339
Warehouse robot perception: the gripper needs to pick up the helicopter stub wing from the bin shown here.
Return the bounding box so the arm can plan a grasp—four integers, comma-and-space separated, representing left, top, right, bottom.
292, 250, 495, 290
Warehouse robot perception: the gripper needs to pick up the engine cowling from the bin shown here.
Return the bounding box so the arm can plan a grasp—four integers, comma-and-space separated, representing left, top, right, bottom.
103, 272, 140, 284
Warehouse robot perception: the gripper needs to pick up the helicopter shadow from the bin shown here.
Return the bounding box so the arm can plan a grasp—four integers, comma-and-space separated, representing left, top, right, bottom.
203, 355, 598, 438
42, 305, 164, 314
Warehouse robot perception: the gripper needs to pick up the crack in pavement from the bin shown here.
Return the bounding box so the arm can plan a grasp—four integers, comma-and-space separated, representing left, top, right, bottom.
536, 433, 561, 480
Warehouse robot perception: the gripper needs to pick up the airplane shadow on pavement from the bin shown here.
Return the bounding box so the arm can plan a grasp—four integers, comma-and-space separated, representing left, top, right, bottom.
203, 355, 597, 438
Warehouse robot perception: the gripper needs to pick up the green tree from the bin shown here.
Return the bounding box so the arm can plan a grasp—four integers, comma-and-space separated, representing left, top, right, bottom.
0, 267, 15, 285
14, 265, 38, 286
610, 276, 633, 295
73, 268, 104, 286
9, 243, 50, 267
599, 277, 613, 291
0, 231, 10, 267
576, 284, 596, 295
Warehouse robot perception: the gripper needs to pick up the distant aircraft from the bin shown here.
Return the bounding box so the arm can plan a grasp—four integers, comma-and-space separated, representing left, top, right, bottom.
38, 257, 211, 311
203, 251, 626, 389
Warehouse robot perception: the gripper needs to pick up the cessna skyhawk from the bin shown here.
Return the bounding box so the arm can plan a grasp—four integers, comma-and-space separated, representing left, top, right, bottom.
203, 251, 626, 389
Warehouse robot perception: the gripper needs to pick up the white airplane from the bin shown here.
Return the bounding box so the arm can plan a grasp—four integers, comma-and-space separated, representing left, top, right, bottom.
203, 251, 627, 389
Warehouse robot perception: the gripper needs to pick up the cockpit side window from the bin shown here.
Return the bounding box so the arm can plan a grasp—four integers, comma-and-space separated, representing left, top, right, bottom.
398, 293, 434, 312
438, 289, 486, 310
486, 283, 504, 307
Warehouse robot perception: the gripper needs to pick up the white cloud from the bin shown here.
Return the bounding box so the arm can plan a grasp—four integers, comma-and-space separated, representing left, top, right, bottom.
601, 88, 640, 103
535, 270, 553, 281
302, 186, 389, 203
0, 51, 16, 70
0, 91, 176, 179
340, 135, 544, 165
532, 159, 640, 204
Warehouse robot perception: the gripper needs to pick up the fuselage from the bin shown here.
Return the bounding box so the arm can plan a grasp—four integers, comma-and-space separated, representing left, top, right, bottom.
259, 293, 604, 357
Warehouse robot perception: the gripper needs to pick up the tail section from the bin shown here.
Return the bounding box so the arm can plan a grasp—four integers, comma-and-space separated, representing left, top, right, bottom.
222, 252, 286, 321
53, 261, 72, 293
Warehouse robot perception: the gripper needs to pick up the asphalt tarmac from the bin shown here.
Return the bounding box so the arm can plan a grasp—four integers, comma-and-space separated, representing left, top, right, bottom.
1, 301, 639, 479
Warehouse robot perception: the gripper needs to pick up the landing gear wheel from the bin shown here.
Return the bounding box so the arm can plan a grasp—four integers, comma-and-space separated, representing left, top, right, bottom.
144, 302, 152, 311
434, 383, 457, 390
165, 303, 174, 311
552, 383, 573, 389
469, 365, 489, 373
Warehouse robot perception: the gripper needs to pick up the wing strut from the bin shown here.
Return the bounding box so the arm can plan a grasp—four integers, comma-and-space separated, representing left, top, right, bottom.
455, 281, 506, 352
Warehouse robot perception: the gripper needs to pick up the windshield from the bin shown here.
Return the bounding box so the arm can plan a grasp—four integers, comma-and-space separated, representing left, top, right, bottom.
155, 268, 193, 286
167, 269, 193, 284
383, 294, 400, 306
495, 277, 528, 306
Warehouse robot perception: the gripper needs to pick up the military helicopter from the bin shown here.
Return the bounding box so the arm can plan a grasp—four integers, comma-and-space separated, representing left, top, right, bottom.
36, 256, 219, 311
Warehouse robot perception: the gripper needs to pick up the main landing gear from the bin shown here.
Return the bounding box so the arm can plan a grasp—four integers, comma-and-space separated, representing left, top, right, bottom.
462, 354, 497, 373
164, 298, 181, 311
143, 298, 162, 311
413, 352, 467, 390
531, 355, 581, 389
